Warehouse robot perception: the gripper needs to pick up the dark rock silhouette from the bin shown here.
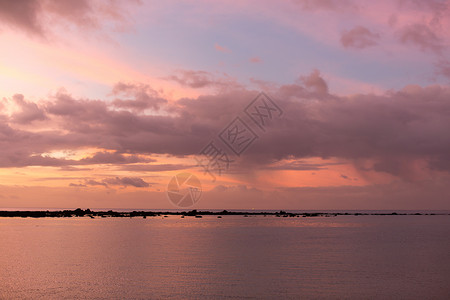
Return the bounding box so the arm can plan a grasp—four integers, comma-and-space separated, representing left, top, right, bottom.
0, 209, 445, 218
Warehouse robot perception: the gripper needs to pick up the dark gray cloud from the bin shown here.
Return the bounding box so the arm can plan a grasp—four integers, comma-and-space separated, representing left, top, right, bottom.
84, 179, 107, 187
436, 60, 450, 80
265, 160, 343, 171
1, 77, 450, 182
0, 0, 42, 35
11, 94, 47, 124
111, 82, 167, 111
70, 176, 150, 188
103, 176, 150, 187
164, 69, 242, 90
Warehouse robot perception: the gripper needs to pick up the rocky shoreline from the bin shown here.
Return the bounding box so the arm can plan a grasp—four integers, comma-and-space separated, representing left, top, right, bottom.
0, 209, 448, 218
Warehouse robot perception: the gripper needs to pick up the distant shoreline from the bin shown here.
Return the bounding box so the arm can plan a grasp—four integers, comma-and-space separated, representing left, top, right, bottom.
0, 209, 449, 218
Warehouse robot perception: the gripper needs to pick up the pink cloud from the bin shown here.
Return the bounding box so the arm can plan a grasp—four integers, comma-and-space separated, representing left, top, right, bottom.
164, 69, 241, 90
0, 0, 139, 37
340, 26, 380, 49
120, 163, 192, 172
214, 43, 231, 53
249, 56, 262, 63
436, 60, 450, 80
293, 0, 357, 12
397, 23, 443, 53
111, 82, 167, 111
11, 94, 47, 124
79, 151, 153, 165
299, 69, 328, 94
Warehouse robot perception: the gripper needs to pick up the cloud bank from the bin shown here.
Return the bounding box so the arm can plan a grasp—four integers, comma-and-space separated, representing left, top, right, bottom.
1, 72, 449, 185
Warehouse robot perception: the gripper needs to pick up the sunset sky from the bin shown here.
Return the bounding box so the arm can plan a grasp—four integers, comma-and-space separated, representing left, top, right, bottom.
1, 0, 450, 210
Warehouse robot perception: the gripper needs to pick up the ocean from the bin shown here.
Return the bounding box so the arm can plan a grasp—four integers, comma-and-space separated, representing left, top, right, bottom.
1, 214, 449, 299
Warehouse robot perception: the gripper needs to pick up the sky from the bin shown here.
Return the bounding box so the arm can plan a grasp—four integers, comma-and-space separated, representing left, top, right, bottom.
0, 0, 450, 210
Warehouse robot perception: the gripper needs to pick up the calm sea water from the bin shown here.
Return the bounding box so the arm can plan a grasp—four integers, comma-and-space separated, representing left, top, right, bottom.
1, 215, 449, 299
